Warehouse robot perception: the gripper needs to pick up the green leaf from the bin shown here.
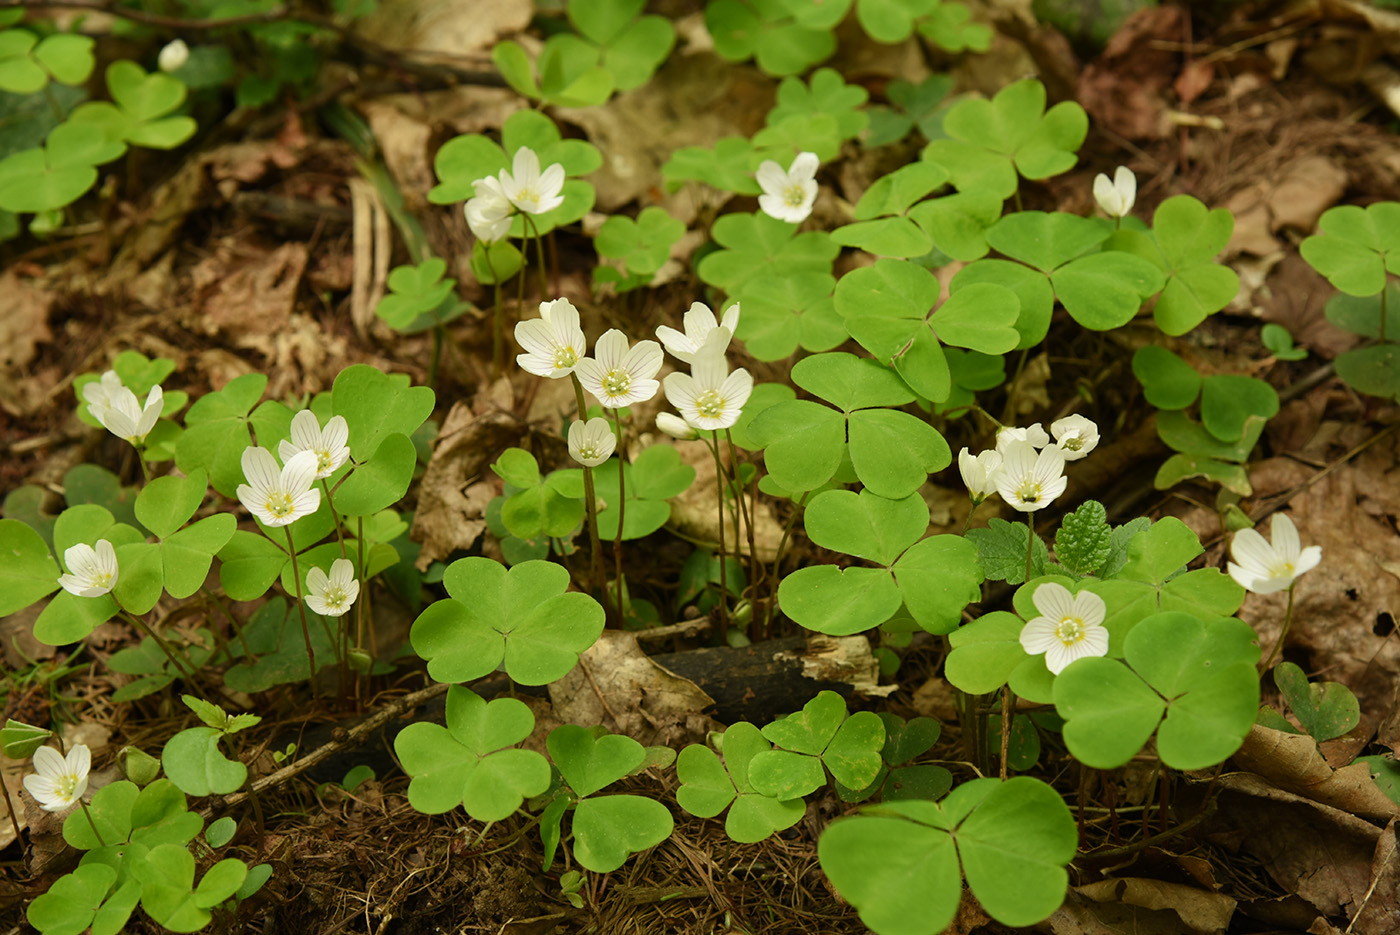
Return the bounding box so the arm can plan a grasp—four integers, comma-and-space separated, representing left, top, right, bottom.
1150, 195, 1238, 334
1132, 345, 1201, 410
594, 206, 685, 277
907, 190, 1003, 262
1, 719, 51, 759
410, 558, 604, 684
0, 517, 58, 614
135, 468, 208, 540
161, 726, 246, 796
572, 794, 674, 872
548, 724, 645, 797
335, 432, 417, 516
734, 272, 844, 361
779, 564, 902, 635
853, 163, 948, 222
331, 365, 434, 462
804, 489, 928, 565
746, 400, 846, 493
1299, 202, 1400, 296
985, 210, 1107, 274
698, 211, 838, 295
162, 514, 236, 599
1336, 344, 1400, 401
1055, 500, 1111, 577
892, 534, 983, 634
176, 373, 268, 497
34, 33, 95, 85
1200, 374, 1278, 442
1324, 286, 1400, 338
25, 863, 116, 935
966, 518, 1050, 585
35, 588, 118, 645
945, 611, 1033, 694
823, 710, 886, 789
375, 259, 455, 330
1274, 662, 1360, 743
1051, 251, 1165, 330
763, 691, 848, 754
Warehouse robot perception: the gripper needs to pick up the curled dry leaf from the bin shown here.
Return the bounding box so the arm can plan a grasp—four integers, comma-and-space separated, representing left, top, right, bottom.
1230, 724, 1399, 822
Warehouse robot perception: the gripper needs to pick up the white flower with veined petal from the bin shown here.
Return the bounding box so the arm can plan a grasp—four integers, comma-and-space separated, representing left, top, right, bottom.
1019, 583, 1109, 675
996, 423, 1049, 453
279, 410, 350, 479
958, 448, 1002, 503
656, 302, 741, 365
57, 540, 119, 597
757, 152, 819, 224
465, 176, 514, 243
995, 441, 1067, 513
1227, 513, 1321, 595
158, 39, 189, 72
568, 417, 616, 467
24, 744, 90, 812
237, 447, 321, 527
575, 329, 664, 409
1093, 166, 1136, 218
1050, 414, 1099, 461
306, 559, 360, 617
664, 331, 753, 431
499, 147, 565, 216
655, 412, 698, 440
96, 385, 164, 445
516, 298, 589, 379
81, 370, 127, 423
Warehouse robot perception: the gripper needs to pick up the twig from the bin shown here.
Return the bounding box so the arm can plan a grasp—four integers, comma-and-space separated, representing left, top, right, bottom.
204, 680, 448, 816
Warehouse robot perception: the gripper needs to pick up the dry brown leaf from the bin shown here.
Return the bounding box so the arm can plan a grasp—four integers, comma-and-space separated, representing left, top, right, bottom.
357, 0, 529, 57
410, 401, 520, 568
667, 439, 781, 562
1074, 878, 1236, 934
1351, 819, 1400, 932
1267, 155, 1348, 233
1231, 724, 1399, 821
548, 631, 717, 746
193, 241, 309, 349
1206, 771, 1381, 918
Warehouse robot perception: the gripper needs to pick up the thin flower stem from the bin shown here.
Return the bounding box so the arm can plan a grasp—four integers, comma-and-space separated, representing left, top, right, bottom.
1382, 282, 1389, 344
80, 801, 107, 847
119, 610, 202, 695
1025, 511, 1035, 584
201, 586, 255, 662
285, 527, 319, 702
485, 250, 503, 379
609, 407, 627, 625
999, 687, 1014, 781
764, 491, 808, 635
571, 375, 609, 621
322, 480, 347, 560
0, 774, 23, 855
134, 446, 152, 483
726, 429, 760, 606
705, 435, 729, 630
522, 214, 548, 298
962, 498, 983, 536
1260, 584, 1296, 673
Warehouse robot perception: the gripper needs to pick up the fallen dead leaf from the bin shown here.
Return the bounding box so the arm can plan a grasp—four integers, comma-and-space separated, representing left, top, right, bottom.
1074, 878, 1236, 934
548, 630, 717, 746
1230, 724, 1399, 821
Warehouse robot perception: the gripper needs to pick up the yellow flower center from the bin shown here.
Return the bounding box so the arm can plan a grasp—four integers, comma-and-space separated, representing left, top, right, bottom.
784, 185, 807, 207
1055, 616, 1086, 645
323, 586, 349, 611
603, 370, 632, 398
695, 389, 725, 419
1016, 480, 1042, 504
52, 773, 79, 802
265, 491, 294, 518
554, 346, 579, 369
93, 571, 113, 589
1063, 435, 1083, 451
578, 442, 604, 461
315, 449, 333, 474
516, 187, 539, 207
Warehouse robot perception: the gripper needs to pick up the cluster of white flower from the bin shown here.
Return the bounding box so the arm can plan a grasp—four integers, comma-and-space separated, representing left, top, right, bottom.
659, 303, 753, 433
958, 415, 1099, 512
83, 370, 164, 446
464, 147, 566, 243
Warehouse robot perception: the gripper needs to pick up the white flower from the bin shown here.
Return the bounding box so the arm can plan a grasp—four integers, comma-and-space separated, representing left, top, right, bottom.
663, 333, 754, 431
1227, 513, 1321, 595
305, 558, 360, 617
278, 410, 350, 479
158, 39, 189, 72
958, 448, 1002, 502
57, 540, 118, 597
568, 417, 616, 467
465, 176, 513, 243
1093, 166, 1136, 218
656, 301, 741, 365
498, 146, 565, 216
757, 151, 819, 224
995, 441, 1067, 513
96, 385, 164, 445
236, 447, 321, 527
996, 423, 1049, 453
515, 298, 589, 379
1050, 415, 1099, 461
575, 329, 664, 409
1019, 583, 1109, 675
81, 370, 127, 422
655, 412, 697, 440
24, 744, 90, 812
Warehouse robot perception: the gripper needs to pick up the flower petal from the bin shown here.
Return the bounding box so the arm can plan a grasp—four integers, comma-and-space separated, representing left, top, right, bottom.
1031, 582, 1074, 621
1270, 514, 1301, 564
